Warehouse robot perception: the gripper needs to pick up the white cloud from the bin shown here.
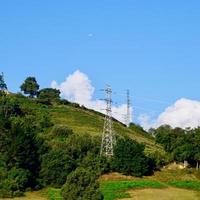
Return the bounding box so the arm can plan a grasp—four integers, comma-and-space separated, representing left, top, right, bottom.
138, 114, 154, 131
139, 98, 200, 130
51, 70, 132, 124
51, 70, 94, 105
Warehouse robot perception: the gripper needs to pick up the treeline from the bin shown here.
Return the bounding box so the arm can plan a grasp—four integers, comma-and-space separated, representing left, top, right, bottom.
0, 75, 156, 199
150, 125, 200, 169
0, 92, 106, 199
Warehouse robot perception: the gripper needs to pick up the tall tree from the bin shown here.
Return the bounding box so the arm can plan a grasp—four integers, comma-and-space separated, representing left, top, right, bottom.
20, 77, 39, 97
0, 72, 7, 91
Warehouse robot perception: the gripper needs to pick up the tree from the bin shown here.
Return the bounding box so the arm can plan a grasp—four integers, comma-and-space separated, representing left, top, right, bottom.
40, 148, 76, 186
155, 125, 174, 153
172, 143, 194, 163
0, 95, 52, 195
113, 138, 154, 177
20, 77, 39, 97
0, 72, 7, 91
37, 88, 60, 104
193, 128, 200, 170
40, 133, 100, 187
61, 167, 103, 200
0, 116, 41, 187
0, 95, 23, 119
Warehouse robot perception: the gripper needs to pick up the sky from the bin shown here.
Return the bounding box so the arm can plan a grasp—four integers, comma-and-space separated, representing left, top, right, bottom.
1, 1, 200, 129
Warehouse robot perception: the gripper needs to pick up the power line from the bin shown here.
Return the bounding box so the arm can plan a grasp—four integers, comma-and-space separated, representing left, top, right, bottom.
113, 92, 170, 105
133, 96, 169, 105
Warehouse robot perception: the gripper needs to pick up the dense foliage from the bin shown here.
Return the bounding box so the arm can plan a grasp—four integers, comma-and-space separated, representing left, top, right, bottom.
0, 95, 52, 197
153, 125, 200, 168
40, 133, 101, 187
0, 75, 163, 199
20, 77, 39, 97
112, 138, 155, 177
61, 167, 103, 200
37, 88, 60, 105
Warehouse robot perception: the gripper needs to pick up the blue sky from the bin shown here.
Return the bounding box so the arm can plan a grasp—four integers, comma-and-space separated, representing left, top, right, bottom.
1, 1, 200, 127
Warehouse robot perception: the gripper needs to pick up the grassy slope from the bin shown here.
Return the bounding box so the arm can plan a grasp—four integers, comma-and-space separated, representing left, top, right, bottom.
49, 105, 163, 153
9, 94, 162, 153
100, 168, 200, 200
8, 169, 200, 200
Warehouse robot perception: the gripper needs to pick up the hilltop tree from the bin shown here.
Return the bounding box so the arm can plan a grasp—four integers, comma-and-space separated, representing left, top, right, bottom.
20, 77, 39, 97
37, 88, 60, 104
0, 73, 7, 91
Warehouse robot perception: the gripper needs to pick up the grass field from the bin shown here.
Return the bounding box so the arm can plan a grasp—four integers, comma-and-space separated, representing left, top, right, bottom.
100, 180, 200, 200
100, 180, 166, 200
5, 168, 200, 200
99, 168, 200, 200
49, 105, 163, 154
5, 179, 200, 200
126, 188, 200, 200
0, 191, 47, 200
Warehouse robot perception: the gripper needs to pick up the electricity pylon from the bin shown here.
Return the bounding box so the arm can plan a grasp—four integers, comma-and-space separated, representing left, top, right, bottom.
100, 85, 116, 157
126, 90, 131, 127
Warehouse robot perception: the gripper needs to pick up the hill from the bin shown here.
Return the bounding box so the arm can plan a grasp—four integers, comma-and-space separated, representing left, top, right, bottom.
6, 93, 163, 154
44, 102, 163, 154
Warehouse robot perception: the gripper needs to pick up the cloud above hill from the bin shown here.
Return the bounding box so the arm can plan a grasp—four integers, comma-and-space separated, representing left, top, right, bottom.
139, 98, 200, 130
51, 70, 131, 124
51, 70, 94, 105
51, 70, 200, 130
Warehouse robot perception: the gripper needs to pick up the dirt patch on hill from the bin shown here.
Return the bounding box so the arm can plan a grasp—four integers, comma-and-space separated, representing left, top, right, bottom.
0, 191, 47, 200
122, 188, 200, 200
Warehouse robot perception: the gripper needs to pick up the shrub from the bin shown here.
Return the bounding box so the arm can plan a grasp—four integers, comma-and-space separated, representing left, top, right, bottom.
37, 88, 60, 105
40, 148, 76, 186
80, 153, 111, 175
0, 168, 30, 198
40, 134, 101, 187
112, 138, 154, 177
61, 167, 103, 200
50, 125, 73, 138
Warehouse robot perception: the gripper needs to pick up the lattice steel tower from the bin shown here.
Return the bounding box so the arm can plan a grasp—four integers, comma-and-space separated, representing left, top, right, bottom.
126, 90, 131, 127
100, 85, 116, 157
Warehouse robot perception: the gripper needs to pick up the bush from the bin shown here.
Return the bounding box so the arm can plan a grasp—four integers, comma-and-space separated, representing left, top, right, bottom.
50, 125, 73, 138
7, 167, 30, 191
80, 153, 111, 175
112, 138, 154, 177
37, 88, 60, 105
0, 168, 30, 198
60, 99, 71, 105
61, 167, 103, 200
148, 151, 167, 169
40, 134, 101, 187
40, 148, 76, 186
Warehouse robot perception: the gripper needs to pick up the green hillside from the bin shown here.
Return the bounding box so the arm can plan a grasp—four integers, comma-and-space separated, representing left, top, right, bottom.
0, 93, 165, 198
48, 104, 163, 154
2, 93, 163, 154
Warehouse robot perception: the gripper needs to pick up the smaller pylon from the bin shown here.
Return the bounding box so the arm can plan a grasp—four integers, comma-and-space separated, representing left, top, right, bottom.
126, 90, 131, 127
